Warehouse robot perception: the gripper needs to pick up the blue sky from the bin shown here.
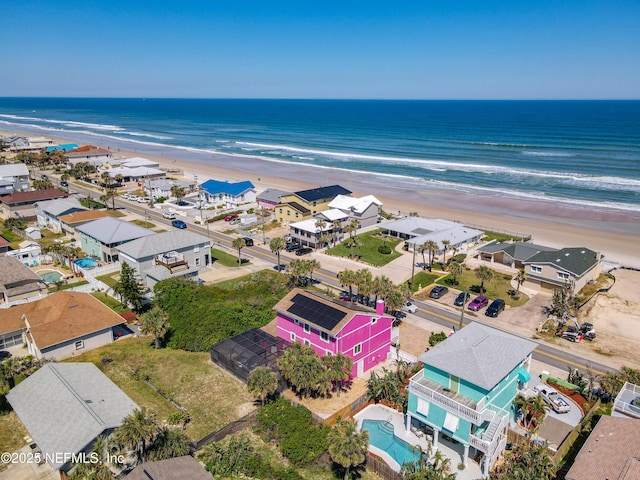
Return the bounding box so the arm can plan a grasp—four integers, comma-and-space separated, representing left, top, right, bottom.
2, 1, 639, 99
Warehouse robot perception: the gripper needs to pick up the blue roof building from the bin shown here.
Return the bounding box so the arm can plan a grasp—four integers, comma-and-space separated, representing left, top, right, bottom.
200, 179, 256, 208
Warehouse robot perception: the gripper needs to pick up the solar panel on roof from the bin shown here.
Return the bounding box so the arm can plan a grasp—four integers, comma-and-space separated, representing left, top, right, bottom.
287, 293, 347, 331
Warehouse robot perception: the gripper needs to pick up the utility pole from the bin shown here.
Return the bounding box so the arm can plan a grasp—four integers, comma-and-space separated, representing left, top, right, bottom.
458, 298, 466, 330
410, 243, 416, 292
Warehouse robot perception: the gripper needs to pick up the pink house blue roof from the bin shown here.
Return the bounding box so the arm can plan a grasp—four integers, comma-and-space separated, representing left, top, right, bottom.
200, 179, 255, 196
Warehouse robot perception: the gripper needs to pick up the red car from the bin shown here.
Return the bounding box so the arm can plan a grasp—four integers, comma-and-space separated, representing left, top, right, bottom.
224, 214, 239, 221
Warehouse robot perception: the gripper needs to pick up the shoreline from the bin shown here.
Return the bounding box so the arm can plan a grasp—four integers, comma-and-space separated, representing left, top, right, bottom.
3, 127, 640, 267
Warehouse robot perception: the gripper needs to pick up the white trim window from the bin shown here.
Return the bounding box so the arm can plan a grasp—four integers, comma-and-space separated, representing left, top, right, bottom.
304, 339, 310, 346
530, 265, 542, 273
326, 350, 333, 356
320, 331, 330, 343
195, 257, 201, 266
75, 340, 84, 350
290, 332, 296, 342
294, 318, 299, 325
557, 271, 570, 280
354, 343, 362, 355
304, 323, 310, 334
417, 398, 430, 417
371, 317, 378, 325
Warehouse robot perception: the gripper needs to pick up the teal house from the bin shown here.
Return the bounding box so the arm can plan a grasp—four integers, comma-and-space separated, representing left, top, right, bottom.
407, 322, 536, 475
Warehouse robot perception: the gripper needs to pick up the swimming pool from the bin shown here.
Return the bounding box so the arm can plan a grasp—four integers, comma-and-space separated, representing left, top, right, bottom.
75, 257, 97, 269
37, 270, 63, 283
361, 420, 419, 468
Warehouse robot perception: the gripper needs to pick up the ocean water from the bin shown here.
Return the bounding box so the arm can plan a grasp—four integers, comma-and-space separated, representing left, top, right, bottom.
1, 98, 639, 212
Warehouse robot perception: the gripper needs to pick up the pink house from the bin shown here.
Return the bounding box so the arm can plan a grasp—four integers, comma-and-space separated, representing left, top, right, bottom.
274, 289, 393, 378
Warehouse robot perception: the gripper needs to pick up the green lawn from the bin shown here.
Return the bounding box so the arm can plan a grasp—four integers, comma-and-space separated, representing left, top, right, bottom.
436, 266, 529, 307
326, 231, 402, 267
97, 273, 119, 289
211, 247, 250, 267
405, 271, 441, 292
1, 228, 22, 249
213, 268, 281, 289
130, 219, 156, 229
68, 337, 255, 441
482, 230, 526, 243
91, 291, 131, 314
48, 279, 89, 292
37, 229, 67, 248
0, 412, 29, 470
104, 210, 125, 218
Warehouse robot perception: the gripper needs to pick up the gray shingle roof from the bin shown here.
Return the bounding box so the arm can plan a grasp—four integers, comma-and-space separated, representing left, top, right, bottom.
0, 163, 29, 178
125, 456, 211, 480
257, 188, 290, 203
418, 322, 536, 391
76, 217, 154, 244
6, 363, 138, 471
524, 247, 600, 276
477, 241, 556, 262
36, 197, 86, 216
0, 256, 45, 297
116, 230, 210, 259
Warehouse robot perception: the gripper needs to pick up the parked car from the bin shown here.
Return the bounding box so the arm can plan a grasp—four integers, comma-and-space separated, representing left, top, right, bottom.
60, 181, 69, 187
468, 295, 489, 311
243, 237, 254, 246
128, 195, 140, 201
138, 196, 151, 203
285, 242, 300, 252
485, 299, 506, 317
454, 291, 470, 307
40, 174, 48, 179
534, 384, 571, 413
162, 211, 176, 219
224, 214, 239, 221
295, 247, 313, 256
429, 285, 449, 299
171, 219, 187, 229
402, 302, 418, 314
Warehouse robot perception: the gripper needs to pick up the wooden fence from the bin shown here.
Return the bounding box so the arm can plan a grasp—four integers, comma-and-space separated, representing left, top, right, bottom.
365, 454, 403, 480
192, 410, 258, 450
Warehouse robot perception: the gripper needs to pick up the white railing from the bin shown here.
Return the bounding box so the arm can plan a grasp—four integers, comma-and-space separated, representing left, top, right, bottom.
388, 348, 417, 364
0, 293, 49, 309
409, 377, 481, 424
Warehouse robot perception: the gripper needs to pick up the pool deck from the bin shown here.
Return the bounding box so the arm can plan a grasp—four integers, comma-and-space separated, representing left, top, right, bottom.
354, 404, 483, 479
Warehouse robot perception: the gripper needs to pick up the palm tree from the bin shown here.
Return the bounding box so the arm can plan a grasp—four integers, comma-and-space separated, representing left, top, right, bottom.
448, 261, 463, 286
385, 287, 406, 315
68, 434, 117, 480
328, 418, 369, 480
441, 239, 451, 264
247, 367, 279, 405
170, 185, 185, 203
269, 236, 286, 272
475, 265, 494, 293
425, 240, 438, 271
167, 411, 191, 432
100, 171, 111, 188
319, 232, 332, 249
338, 269, 357, 302
351, 235, 363, 260
147, 427, 191, 461
307, 258, 320, 284
355, 268, 372, 301
257, 207, 270, 244
231, 237, 245, 266
515, 267, 527, 295
113, 407, 159, 465
140, 307, 170, 349
114, 173, 124, 185
314, 218, 327, 250
322, 353, 353, 396
287, 258, 306, 287
100, 189, 117, 210
331, 220, 342, 246
371, 275, 393, 302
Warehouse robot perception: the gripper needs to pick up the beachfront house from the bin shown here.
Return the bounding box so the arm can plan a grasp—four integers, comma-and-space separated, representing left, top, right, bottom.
257, 188, 290, 210
35, 197, 87, 232
288, 218, 340, 249
0, 256, 47, 306
565, 416, 640, 480
143, 178, 196, 199
76, 217, 154, 263
475, 241, 557, 270
274, 288, 393, 378
522, 247, 601, 293
199, 179, 256, 208
0, 188, 69, 219
118, 156, 160, 169
8, 291, 125, 360
116, 230, 211, 289
3, 136, 55, 153
107, 165, 167, 183
407, 322, 536, 475
6, 362, 138, 476
0, 163, 31, 194
275, 185, 352, 225
383, 217, 483, 258
327, 194, 382, 228
65, 145, 114, 167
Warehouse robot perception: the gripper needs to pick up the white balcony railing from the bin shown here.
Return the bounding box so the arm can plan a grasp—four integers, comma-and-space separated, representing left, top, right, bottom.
409, 376, 482, 425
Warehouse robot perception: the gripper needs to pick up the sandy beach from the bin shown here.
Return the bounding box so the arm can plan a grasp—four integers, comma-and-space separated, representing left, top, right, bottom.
4, 128, 640, 267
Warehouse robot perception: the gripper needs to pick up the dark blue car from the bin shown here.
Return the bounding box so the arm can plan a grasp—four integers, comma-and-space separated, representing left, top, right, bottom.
171, 219, 187, 229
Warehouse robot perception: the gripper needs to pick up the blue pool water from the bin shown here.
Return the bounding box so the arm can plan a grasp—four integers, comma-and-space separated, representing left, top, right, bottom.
38, 271, 62, 283
361, 420, 419, 467
75, 257, 97, 268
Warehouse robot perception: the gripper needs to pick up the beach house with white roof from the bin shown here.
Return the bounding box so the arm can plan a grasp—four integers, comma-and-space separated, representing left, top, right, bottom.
288, 218, 337, 249
328, 194, 382, 227
116, 230, 211, 288
407, 322, 536, 474
143, 178, 196, 199
118, 156, 160, 168
0, 163, 31, 194
383, 217, 483, 257
76, 217, 154, 263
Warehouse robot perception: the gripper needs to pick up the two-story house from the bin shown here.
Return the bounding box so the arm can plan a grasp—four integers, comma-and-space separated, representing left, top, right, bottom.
407, 322, 536, 474
257, 188, 290, 210
35, 197, 87, 232
200, 179, 256, 208
76, 217, 154, 263
327, 194, 382, 228
274, 288, 393, 378
275, 185, 351, 225
522, 247, 601, 293
65, 145, 114, 167
116, 230, 211, 288
0, 163, 31, 195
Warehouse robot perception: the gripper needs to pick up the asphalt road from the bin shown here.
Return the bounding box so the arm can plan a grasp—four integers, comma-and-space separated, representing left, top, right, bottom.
65, 179, 618, 378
